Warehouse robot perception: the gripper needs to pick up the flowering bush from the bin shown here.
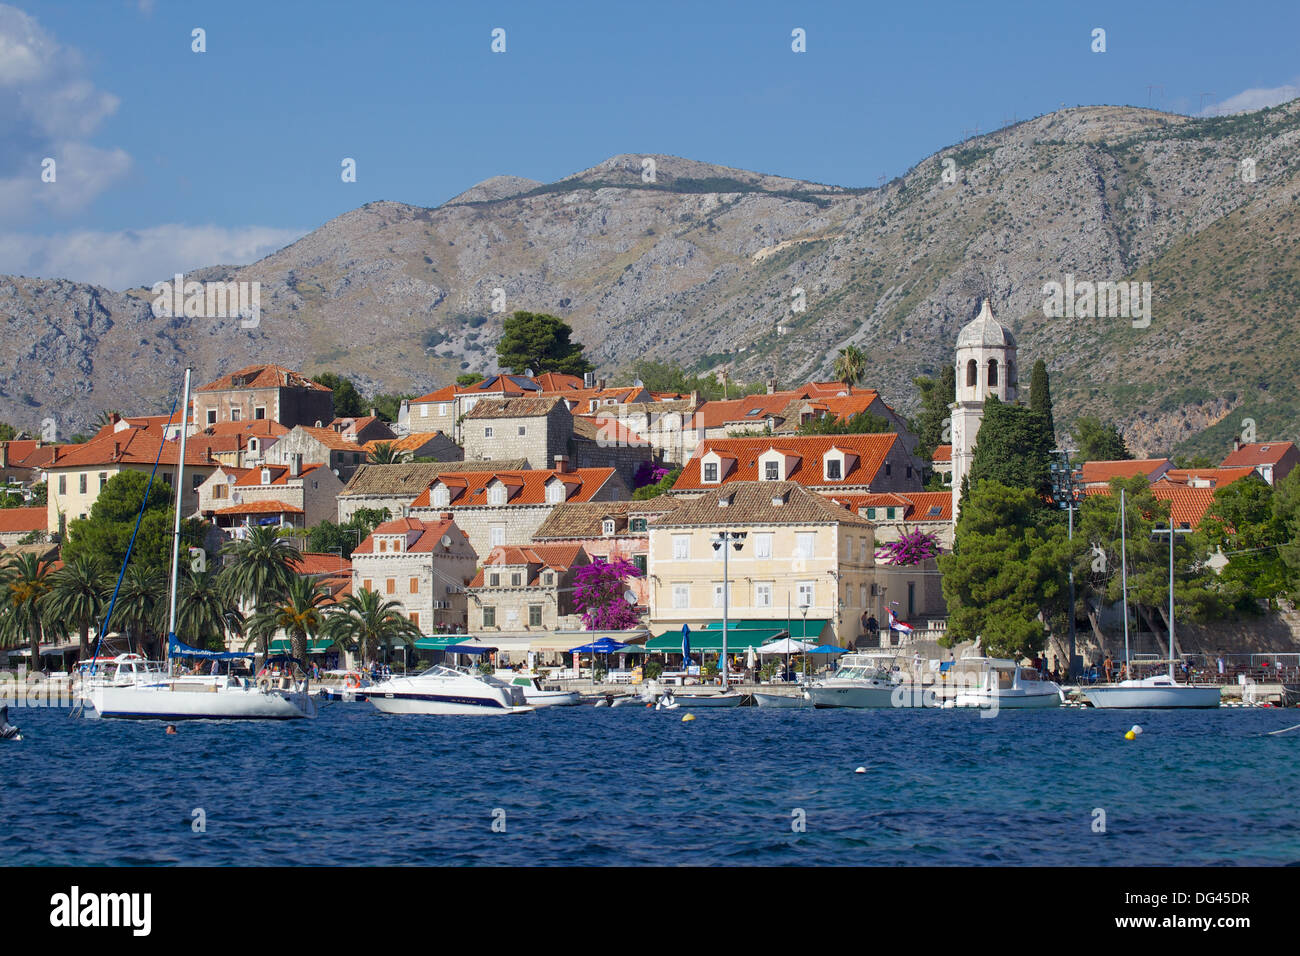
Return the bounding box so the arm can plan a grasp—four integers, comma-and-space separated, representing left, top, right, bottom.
633, 462, 672, 489
572, 557, 643, 630
874, 529, 943, 566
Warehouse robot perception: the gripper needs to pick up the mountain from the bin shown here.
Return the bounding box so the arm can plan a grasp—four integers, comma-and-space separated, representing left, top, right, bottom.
4, 100, 1300, 455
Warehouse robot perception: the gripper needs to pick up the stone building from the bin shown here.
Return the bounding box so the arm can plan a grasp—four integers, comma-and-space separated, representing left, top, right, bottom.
264, 425, 368, 482
192, 364, 333, 430
949, 300, 1017, 519
350, 516, 479, 634
467, 543, 590, 633
197, 458, 345, 535
462, 396, 573, 470
336, 460, 527, 524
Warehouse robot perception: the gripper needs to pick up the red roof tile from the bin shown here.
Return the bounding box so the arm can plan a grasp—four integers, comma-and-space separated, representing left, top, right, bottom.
468, 543, 586, 587
233, 463, 325, 486
352, 517, 461, 554
211, 499, 303, 515
1222, 442, 1296, 468
673, 434, 902, 490
932, 444, 952, 463
197, 365, 330, 393
0, 508, 47, 533
410, 468, 618, 507
45, 427, 216, 469
1080, 458, 1171, 484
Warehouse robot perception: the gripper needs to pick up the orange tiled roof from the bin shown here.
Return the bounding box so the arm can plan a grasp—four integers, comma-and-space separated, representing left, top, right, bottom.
197, 365, 330, 393
291, 552, 352, 575
674, 434, 902, 490
211, 499, 304, 516
233, 463, 324, 486
932, 444, 952, 463
297, 426, 368, 452
469, 543, 586, 587
361, 432, 447, 453
45, 427, 216, 469
1080, 458, 1171, 484
823, 491, 953, 522
1083, 485, 1217, 529
0, 507, 47, 533
411, 468, 618, 507
201, 420, 290, 438
1158, 467, 1256, 488
693, 391, 810, 430
352, 517, 460, 554
1222, 442, 1296, 468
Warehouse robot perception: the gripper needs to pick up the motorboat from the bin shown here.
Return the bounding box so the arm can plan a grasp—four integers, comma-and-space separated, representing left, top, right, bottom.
809, 654, 915, 708
1084, 674, 1221, 709
950, 657, 1063, 709
366, 664, 532, 715
495, 671, 580, 707
752, 691, 809, 708
657, 689, 745, 708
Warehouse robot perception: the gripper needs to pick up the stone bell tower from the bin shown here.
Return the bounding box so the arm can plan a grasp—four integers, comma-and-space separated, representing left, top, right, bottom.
950, 299, 1017, 519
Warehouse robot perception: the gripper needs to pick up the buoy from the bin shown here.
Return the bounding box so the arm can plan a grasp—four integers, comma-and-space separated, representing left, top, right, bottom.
682, 714, 695, 722
1124, 730, 1136, 740
854, 767, 866, 774
1130, 724, 1143, 736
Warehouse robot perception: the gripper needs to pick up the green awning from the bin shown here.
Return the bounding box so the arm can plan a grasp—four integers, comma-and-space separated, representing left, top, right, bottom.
268, 638, 334, 653
645, 628, 786, 652
414, 635, 471, 651
701, 618, 830, 639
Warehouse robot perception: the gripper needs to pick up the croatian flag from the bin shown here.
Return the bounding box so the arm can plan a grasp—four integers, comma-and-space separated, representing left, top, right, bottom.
888, 609, 914, 634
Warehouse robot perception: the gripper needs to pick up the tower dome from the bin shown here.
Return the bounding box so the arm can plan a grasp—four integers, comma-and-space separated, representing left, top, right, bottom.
956, 299, 1017, 349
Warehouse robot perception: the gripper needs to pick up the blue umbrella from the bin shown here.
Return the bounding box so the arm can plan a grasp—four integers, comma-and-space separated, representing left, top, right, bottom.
681, 624, 692, 665
570, 637, 632, 654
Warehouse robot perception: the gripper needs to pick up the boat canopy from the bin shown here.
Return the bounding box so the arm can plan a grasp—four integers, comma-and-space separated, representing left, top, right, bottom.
168, 634, 254, 660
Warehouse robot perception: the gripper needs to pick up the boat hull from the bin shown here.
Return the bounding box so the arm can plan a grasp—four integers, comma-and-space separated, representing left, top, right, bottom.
752, 692, 808, 708
521, 690, 580, 707
810, 683, 918, 708
954, 689, 1061, 709
84, 684, 316, 720
1083, 684, 1221, 709
665, 693, 745, 708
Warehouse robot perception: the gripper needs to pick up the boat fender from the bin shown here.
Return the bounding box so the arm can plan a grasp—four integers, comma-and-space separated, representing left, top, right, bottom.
1124, 730, 1137, 741
1130, 724, 1143, 736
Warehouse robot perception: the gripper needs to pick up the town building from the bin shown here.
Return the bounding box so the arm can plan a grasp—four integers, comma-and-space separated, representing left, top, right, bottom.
336, 460, 527, 524
197, 458, 344, 536
192, 364, 334, 430
1221, 441, 1299, 486
0, 507, 48, 548
1079, 458, 1173, 489
191, 420, 289, 469
264, 425, 368, 481
350, 516, 479, 634
329, 414, 396, 445
467, 543, 590, 634
361, 431, 461, 463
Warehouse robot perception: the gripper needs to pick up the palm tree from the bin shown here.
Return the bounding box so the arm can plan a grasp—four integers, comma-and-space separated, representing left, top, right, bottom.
368, 442, 411, 465
113, 563, 167, 657
219, 525, 298, 616
325, 588, 421, 666
833, 346, 868, 388
177, 567, 244, 651
0, 553, 55, 669
42, 554, 112, 657
245, 576, 333, 661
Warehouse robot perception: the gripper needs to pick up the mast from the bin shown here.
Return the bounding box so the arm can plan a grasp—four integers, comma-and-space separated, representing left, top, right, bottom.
1168, 522, 1176, 681
165, 368, 193, 665
1119, 487, 1130, 676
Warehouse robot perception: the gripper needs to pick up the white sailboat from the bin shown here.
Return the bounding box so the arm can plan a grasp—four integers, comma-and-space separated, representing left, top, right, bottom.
78, 368, 316, 721
1083, 488, 1221, 710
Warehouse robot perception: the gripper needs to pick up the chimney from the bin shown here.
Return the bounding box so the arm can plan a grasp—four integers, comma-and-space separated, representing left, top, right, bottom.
554, 455, 571, 474
369, 407, 376, 418
290, 453, 302, 478
0, 443, 6, 469
766, 378, 776, 395
583, 372, 595, 389
689, 390, 700, 406
51, 446, 59, 462
439, 512, 453, 521
1233, 438, 1242, 452
113, 440, 121, 458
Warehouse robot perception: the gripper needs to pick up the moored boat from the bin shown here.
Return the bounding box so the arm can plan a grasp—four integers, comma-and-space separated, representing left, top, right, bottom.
951, 658, 1063, 709
366, 664, 531, 715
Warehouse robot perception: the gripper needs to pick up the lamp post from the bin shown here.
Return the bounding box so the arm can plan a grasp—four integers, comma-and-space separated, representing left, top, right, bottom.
1049, 448, 1084, 679
711, 531, 746, 688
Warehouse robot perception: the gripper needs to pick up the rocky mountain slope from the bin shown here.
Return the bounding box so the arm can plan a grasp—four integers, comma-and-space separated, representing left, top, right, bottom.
3, 100, 1300, 455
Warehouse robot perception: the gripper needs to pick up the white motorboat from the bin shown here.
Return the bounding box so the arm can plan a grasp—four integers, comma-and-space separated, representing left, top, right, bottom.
366, 664, 531, 715
809, 654, 915, 708
657, 690, 745, 708
752, 691, 809, 708
1084, 674, 1221, 709
950, 658, 1063, 709
495, 671, 580, 707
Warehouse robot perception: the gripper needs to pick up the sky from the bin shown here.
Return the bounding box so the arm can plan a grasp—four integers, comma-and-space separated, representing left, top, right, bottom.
3, 0, 1299, 288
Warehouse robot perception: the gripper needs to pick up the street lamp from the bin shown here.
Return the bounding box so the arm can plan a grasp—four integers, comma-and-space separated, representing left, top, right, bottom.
711, 531, 747, 688
1049, 448, 1084, 679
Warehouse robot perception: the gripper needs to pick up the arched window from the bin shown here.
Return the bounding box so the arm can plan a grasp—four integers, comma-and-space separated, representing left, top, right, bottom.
966, 359, 978, 387
987, 358, 999, 387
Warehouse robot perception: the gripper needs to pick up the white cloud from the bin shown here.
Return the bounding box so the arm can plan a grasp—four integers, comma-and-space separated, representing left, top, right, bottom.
0, 4, 130, 221
0, 224, 308, 289
1198, 83, 1300, 117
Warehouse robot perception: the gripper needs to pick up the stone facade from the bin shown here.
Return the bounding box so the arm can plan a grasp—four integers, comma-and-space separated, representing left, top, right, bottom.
265, 426, 367, 482
950, 300, 1017, 519
192, 364, 334, 430
468, 544, 589, 634
462, 397, 572, 469
351, 516, 478, 634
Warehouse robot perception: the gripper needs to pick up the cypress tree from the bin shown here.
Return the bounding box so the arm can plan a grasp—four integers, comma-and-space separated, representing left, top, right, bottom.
1029, 359, 1055, 451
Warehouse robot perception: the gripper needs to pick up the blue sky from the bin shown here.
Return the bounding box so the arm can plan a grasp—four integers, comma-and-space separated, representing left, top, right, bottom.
3, 0, 1299, 287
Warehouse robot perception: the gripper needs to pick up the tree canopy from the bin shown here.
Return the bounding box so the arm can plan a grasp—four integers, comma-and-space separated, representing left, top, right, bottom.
311, 372, 366, 418
796, 409, 891, 435
1072, 415, 1131, 462
62, 470, 208, 574
968, 396, 1052, 497
912, 365, 955, 459
495, 311, 594, 376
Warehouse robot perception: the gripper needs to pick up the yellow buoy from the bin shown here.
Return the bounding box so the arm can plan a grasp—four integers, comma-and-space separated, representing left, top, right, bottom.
682, 713, 695, 722
1124, 730, 1136, 740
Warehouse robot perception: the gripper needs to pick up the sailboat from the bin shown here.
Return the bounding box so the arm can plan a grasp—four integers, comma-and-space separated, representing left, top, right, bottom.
77, 369, 316, 720
1083, 488, 1221, 709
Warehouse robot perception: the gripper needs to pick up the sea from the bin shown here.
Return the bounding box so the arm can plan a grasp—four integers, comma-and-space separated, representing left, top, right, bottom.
2, 703, 1298, 866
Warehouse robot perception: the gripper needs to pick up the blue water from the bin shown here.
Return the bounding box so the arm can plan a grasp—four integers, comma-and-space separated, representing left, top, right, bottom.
2, 704, 1298, 865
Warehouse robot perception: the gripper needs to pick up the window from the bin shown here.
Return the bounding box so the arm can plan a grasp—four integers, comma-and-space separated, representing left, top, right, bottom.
58, 475, 66, 495
542, 571, 554, 585
192, 473, 202, 489
795, 532, 815, 559
230, 407, 241, 422
630, 517, 647, 533
433, 485, 450, 507
511, 572, 522, 587
672, 535, 690, 560
703, 462, 719, 483
860, 584, 867, 608
712, 582, 731, 607
409, 577, 419, 594
482, 606, 496, 627
98, 472, 108, 490
488, 485, 506, 505
764, 460, 779, 481
987, 359, 999, 387
866, 507, 876, 519
546, 481, 564, 503
489, 573, 500, 587
484, 426, 494, 438
79, 474, 87, 494
420, 404, 429, 417
386, 579, 395, 594
905, 465, 913, 479
633, 554, 647, 574
207, 409, 218, 425
378, 540, 387, 553
755, 582, 773, 608
212, 483, 227, 500
490, 525, 505, 546
529, 605, 542, 627
362, 579, 372, 592
438, 403, 447, 416
754, 532, 773, 558
602, 519, 616, 535
254, 406, 266, 420
884, 461, 892, 477
796, 581, 815, 609
672, 584, 689, 609
966, 359, 977, 387
410, 611, 420, 629
886, 507, 897, 520
825, 458, 842, 480
907, 581, 916, 618
518, 426, 526, 436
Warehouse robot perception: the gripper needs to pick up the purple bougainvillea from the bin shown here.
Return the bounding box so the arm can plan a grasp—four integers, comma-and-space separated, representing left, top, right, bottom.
874, 529, 943, 566
572, 557, 643, 630
633, 462, 672, 489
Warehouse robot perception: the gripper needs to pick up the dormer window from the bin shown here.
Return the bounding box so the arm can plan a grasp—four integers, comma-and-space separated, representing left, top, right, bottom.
488, 484, 506, 505
603, 519, 616, 535
546, 481, 564, 504
433, 485, 450, 507
261, 468, 271, 484
764, 461, 779, 481
825, 458, 842, 481
703, 462, 719, 483
630, 517, 648, 533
